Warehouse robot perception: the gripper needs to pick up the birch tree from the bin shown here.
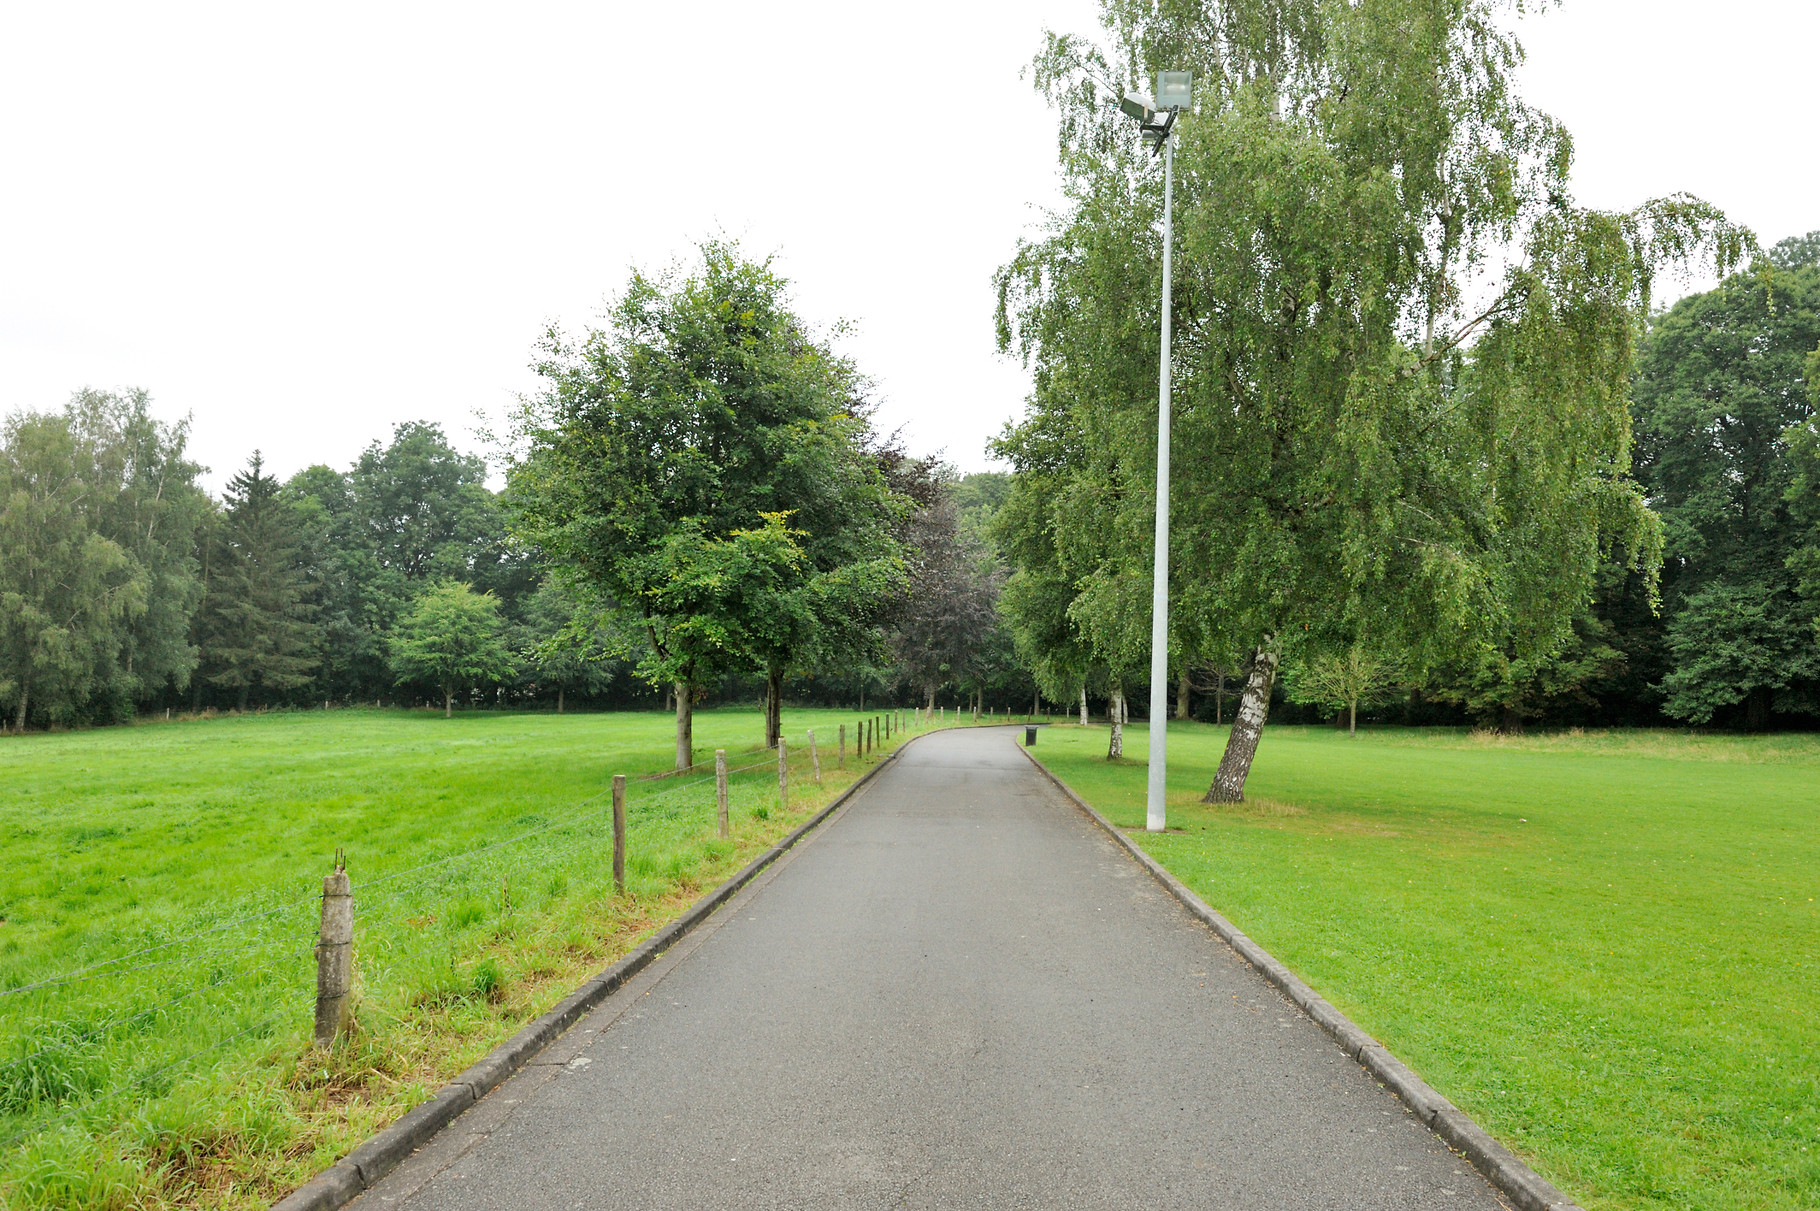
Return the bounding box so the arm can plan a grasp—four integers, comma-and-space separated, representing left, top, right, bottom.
997, 0, 1751, 798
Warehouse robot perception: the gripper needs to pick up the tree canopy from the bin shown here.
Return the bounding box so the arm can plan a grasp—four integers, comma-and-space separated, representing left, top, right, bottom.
995, 0, 1751, 791
508, 241, 907, 764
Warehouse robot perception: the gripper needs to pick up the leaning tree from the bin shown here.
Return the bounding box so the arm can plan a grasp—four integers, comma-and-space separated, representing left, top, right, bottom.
996, 0, 1752, 798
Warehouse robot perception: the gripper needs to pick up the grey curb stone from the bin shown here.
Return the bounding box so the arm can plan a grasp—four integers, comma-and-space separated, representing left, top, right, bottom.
270, 736, 917, 1211
1014, 742, 1586, 1211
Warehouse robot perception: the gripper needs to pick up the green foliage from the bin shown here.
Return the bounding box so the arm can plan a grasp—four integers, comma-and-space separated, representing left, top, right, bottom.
196, 454, 320, 709
284, 421, 532, 705
388, 582, 515, 713
0, 411, 148, 732
995, 0, 1748, 763
508, 241, 906, 698
1633, 248, 1820, 725
1282, 641, 1401, 730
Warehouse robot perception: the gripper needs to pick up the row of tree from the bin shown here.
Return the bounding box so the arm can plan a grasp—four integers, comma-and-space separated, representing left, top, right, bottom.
0, 249, 1035, 741
985, 0, 1808, 800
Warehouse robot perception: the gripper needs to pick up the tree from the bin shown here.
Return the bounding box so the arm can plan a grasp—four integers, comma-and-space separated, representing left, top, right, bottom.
390, 581, 515, 716
509, 241, 905, 767
996, 0, 1748, 797
0, 413, 143, 731
1622, 233, 1820, 727
892, 486, 1003, 710
1285, 642, 1402, 737
196, 454, 319, 709
285, 422, 531, 704
514, 579, 620, 712
66, 389, 209, 714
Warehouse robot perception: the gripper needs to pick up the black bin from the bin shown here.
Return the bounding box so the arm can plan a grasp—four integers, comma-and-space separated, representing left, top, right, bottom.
1025, 725, 1038, 746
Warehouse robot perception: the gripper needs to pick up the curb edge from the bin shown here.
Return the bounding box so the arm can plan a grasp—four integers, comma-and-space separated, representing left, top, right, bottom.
272, 731, 921, 1211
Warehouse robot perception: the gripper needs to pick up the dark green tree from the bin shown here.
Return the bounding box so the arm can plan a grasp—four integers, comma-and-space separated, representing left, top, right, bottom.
196, 454, 319, 709
509, 241, 905, 767
1633, 233, 1820, 726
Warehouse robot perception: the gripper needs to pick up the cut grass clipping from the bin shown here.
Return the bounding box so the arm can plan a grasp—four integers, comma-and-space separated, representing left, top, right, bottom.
1033, 721, 1820, 1211
0, 706, 914, 1209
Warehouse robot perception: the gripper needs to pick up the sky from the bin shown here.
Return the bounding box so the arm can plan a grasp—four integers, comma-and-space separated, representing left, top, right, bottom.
1, 1, 1815, 490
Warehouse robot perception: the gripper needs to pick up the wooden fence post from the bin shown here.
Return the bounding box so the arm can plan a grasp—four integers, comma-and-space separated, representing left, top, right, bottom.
612, 774, 627, 892
715, 750, 729, 838
314, 853, 352, 1048
808, 729, 822, 784
777, 739, 789, 811
838, 723, 846, 768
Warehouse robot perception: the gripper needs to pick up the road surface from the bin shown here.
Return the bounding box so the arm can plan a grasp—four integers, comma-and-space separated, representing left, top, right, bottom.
358, 726, 1504, 1210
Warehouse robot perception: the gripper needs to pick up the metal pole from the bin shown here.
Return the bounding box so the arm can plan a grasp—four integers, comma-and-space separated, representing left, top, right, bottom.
1145, 127, 1174, 834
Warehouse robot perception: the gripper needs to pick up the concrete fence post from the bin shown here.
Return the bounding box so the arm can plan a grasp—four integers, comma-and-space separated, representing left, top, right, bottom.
808, 729, 822, 784
777, 740, 789, 812
612, 774, 627, 893
838, 723, 846, 768
314, 856, 353, 1048
715, 750, 729, 838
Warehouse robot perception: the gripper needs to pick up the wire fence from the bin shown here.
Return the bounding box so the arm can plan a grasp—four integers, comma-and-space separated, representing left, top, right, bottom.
0, 715, 925, 1157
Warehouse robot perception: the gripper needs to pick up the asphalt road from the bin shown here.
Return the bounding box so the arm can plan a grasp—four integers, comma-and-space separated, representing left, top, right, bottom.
358, 726, 1505, 1210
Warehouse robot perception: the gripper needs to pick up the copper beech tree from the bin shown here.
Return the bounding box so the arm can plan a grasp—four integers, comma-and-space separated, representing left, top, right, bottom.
994, 0, 1752, 798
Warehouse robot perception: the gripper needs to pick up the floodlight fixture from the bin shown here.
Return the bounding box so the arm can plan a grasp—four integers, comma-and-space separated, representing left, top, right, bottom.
1120, 92, 1156, 122
1155, 70, 1193, 111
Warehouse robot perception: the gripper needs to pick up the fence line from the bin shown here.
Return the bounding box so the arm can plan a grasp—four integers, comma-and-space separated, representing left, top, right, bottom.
1, 717, 912, 1150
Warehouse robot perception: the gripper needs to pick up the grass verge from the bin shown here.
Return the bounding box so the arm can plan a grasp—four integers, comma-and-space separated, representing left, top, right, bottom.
0, 705, 919, 1209
1029, 721, 1820, 1211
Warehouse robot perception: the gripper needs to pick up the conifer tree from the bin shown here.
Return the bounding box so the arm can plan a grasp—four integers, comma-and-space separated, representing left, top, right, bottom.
197, 453, 319, 708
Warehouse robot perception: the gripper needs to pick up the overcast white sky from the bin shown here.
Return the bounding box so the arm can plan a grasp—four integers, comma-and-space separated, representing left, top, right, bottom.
1, 1, 1814, 490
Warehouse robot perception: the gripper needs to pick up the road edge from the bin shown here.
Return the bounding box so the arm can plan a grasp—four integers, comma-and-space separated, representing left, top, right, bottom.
272, 733, 922, 1211
1013, 740, 1584, 1211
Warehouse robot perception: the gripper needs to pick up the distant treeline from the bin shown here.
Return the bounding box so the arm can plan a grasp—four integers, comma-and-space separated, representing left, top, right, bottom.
4, 241, 1817, 735
0, 393, 1025, 731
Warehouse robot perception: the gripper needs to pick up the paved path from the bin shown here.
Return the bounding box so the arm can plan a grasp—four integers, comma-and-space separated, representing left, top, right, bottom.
360, 727, 1504, 1210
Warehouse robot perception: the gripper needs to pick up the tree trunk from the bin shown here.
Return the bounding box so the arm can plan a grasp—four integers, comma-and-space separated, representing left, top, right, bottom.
14, 676, 28, 734
1107, 684, 1124, 759
1176, 667, 1191, 720
1205, 636, 1279, 802
1032, 689, 1040, 717
676, 680, 694, 769
1215, 670, 1225, 725
238, 683, 250, 713
764, 664, 783, 749
1746, 685, 1772, 731
557, 687, 565, 714
443, 687, 453, 718
1499, 705, 1525, 736
1079, 685, 1088, 726
926, 685, 936, 713
1348, 697, 1357, 737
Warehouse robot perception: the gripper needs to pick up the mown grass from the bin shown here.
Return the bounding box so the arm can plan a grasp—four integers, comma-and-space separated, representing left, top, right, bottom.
1031, 721, 1820, 1211
0, 705, 918, 1209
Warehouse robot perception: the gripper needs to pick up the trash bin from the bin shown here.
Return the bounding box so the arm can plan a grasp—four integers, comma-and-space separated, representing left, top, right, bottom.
1025, 725, 1038, 746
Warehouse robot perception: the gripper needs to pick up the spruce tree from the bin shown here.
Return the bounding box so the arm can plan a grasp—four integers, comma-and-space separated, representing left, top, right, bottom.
197, 453, 319, 708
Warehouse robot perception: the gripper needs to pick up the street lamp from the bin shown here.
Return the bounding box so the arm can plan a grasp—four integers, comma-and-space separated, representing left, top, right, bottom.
1122, 71, 1190, 833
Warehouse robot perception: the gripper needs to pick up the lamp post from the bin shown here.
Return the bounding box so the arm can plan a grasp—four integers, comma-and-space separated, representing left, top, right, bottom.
1122, 70, 1191, 833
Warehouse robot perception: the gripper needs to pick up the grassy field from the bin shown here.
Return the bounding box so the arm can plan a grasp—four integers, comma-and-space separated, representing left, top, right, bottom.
1030, 722, 1820, 1211
0, 705, 919, 1209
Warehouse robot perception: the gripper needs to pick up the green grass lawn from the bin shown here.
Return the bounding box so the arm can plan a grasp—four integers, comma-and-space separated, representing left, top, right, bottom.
0, 705, 916, 1209
1031, 721, 1820, 1211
